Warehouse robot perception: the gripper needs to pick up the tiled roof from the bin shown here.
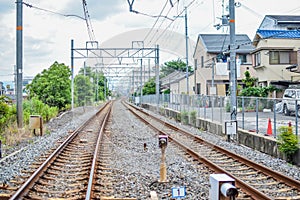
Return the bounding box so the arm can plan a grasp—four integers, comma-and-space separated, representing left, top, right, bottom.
266, 15, 300, 23
198, 34, 254, 54
160, 71, 186, 86
256, 29, 300, 39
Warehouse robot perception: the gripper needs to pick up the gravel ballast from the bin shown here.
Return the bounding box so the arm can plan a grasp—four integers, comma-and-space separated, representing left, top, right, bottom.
0, 100, 299, 199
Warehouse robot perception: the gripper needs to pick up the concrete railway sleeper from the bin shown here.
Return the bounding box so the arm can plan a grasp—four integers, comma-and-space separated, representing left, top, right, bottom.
124, 101, 300, 200
3, 101, 112, 200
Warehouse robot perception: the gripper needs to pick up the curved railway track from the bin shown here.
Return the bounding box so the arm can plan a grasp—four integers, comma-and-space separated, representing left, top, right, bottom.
124, 101, 300, 200
3, 101, 112, 200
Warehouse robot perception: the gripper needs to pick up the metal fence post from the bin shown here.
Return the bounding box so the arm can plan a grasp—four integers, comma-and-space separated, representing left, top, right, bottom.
0, 140, 2, 159
242, 96, 245, 130
256, 97, 259, 134
220, 96, 223, 124
204, 95, 207, 119
211, 95, 214, 121
295, 100, 298, 136
273, 98, 277, 137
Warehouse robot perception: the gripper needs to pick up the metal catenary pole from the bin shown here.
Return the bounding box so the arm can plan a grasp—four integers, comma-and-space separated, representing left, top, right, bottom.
229, 0, 237, 121
16, 0, 23, 128
140, 59, 143, 105
155, 45, 160, 111
71, 39, 74, 110
185, 7, 189, 95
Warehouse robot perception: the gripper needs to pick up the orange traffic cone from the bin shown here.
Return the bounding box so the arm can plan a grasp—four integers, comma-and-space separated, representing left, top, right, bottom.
267, 118, 272, 136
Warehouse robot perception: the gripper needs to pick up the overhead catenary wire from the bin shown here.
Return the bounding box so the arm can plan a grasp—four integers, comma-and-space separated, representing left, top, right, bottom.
21, 1, 97, 44
22, 2, 85, 20
143, 0, 172, 43
148, 0, 198, 47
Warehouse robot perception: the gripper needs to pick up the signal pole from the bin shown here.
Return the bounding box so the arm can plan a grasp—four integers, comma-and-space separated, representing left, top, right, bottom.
229, 0, 237, 121
16, 0, 23, 128
185, 7, 189, 95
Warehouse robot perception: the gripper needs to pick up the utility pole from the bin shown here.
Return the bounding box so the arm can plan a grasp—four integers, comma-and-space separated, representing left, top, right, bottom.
184, 7, 189, 95
16, 0, 23, 128
229, 0, 237, 121
140, 59, 143, 105
194, 59, 197, 94
132, 70, 135, 102
155, 45, 160, 111
104, 78, 106, 100
71, 39, 74, 110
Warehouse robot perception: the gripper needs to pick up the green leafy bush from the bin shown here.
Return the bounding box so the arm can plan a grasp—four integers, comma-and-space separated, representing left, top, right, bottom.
0, 96, 16, 133
23, 97, 58, 123
190, 110, 197, 126
181, 110, 189, 125
277, 126, 299, 163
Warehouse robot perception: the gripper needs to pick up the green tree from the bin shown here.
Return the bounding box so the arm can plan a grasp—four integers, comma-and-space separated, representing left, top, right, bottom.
0, 96, 12, 132
142, 78, 156, 95
26, 61, 71, 110
78, 66, 110, 101
160, 59, 193, 78
242, 70, 258, 87
74, 75, 93, 106
239, 71, 277, 97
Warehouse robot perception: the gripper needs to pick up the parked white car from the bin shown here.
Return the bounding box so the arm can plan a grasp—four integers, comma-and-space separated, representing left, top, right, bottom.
282, 87, 300, 117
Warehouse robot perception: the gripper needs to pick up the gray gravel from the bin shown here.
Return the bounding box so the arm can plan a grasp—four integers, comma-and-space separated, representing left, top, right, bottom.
0, 106, 98, 185
0, 100, 299, 199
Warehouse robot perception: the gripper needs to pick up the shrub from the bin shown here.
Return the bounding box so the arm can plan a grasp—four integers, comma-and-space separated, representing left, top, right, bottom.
23, 97, 58, 124
277, 126, 299, 163
190, 110, 197, 126
181, 110, 189, 125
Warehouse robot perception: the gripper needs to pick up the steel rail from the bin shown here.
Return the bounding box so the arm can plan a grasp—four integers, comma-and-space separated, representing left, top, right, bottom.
127, 102, 300, 190
9, 102, 111, 200
124, 101, 300, 199
85, 101, 113, 199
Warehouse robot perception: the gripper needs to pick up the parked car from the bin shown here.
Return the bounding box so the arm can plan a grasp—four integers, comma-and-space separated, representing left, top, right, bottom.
282, 87, 300, 117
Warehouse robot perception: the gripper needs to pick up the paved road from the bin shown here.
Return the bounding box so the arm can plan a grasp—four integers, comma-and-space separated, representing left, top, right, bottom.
168, 104, 299, 137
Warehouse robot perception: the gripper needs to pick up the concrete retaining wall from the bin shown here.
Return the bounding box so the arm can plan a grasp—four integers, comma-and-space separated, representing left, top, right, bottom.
142, 103, 300, 166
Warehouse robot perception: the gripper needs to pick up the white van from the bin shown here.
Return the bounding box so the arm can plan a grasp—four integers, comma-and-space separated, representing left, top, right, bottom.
282, 87, 300, 117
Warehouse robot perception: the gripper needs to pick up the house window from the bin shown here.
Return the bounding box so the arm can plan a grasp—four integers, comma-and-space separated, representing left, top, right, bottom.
239, 54, 247, 64
269, 51, 296, 64
252, 52, 261, 67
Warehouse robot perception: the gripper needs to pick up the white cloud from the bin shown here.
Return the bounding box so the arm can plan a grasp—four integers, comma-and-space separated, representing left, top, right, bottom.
1, 0, 300, 82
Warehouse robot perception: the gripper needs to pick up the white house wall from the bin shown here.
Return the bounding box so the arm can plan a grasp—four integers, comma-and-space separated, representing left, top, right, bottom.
254, 38, 300, 84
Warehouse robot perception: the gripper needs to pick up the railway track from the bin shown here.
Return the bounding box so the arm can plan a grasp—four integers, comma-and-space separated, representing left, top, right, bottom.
1, 101, 112, 200
124, 101, 300, 200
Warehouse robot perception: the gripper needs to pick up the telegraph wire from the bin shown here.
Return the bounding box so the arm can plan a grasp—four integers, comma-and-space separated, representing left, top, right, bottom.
149, 0, 198, 46
127, 0, 174, 21
143, 0, 170, 42
22, 2, 85, 20
146, 4, 179, 46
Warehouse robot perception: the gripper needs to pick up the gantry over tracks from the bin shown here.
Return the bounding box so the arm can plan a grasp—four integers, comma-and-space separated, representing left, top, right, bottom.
124, 101, 300, 200
4, 101, 112, 199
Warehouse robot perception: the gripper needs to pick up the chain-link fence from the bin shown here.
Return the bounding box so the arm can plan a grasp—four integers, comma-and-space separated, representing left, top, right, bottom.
140, 94, 299, 138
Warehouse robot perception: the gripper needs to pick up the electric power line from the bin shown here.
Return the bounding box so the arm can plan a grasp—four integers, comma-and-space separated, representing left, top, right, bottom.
143, 0, 170, 42
149, 0, 198, 46
22, 2, 85, 20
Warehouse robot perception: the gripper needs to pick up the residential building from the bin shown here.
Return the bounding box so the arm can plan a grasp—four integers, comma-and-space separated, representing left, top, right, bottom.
0, 82, 5, 95
160, 71, 186, 94
251, 29, 300, 97
259, 15, 300, 31
192, 34, 255, 95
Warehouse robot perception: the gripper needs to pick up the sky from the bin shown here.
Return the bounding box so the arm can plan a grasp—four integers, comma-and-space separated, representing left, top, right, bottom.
0, 0, 300, 85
